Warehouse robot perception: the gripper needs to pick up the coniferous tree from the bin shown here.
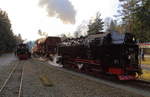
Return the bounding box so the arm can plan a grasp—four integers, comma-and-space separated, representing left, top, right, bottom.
0, 9, 19, 53
118, 0, 150, 42
87, 12, 104, 35
134, 0, 150, 42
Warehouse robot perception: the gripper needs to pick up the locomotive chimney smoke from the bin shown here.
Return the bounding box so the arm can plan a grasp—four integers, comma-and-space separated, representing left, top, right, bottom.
39, 0, 76, 24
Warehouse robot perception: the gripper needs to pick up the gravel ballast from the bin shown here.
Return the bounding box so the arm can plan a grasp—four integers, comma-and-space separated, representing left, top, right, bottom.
27, 59, 146, 97
0, 54, 148, 97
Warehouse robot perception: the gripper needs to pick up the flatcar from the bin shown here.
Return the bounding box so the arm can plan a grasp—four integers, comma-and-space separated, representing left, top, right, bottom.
15, 43, 31, 60
58, 31, 142, 80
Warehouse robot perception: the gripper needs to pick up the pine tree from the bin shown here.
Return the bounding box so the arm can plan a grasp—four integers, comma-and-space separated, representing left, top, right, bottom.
87, 12, 104, 35
134, 0, 150, 42
0, 9, 17, 53
118, 0, 150, 42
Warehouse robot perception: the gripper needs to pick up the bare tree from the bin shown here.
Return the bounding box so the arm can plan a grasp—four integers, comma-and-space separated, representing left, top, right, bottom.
38, 29, 48, 37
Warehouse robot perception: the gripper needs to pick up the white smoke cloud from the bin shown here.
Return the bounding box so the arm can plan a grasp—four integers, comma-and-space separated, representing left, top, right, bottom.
39, 0, 76, 24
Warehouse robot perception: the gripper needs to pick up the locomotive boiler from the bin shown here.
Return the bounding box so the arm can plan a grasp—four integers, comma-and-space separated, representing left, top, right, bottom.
58, 31, 142, 80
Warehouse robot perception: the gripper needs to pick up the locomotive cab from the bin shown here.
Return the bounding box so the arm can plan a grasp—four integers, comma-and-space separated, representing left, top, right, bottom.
101, 32, 142, 80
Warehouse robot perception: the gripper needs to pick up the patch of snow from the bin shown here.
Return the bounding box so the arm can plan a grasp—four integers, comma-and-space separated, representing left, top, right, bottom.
38, 57, 47, 61
48, 54, 63, 68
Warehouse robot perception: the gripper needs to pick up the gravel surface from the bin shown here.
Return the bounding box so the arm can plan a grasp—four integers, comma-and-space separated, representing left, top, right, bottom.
0, 63, 15, 89
0, 54, 148, 97
0, 54, 18, 90
23, 60, 65, 97
0, 61, 23, 97
30, 59, 146, 97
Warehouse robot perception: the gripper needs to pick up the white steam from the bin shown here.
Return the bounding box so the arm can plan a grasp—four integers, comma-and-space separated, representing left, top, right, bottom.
39, 0, 76, 24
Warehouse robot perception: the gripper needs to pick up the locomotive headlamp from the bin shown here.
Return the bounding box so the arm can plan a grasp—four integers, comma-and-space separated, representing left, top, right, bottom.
128, 55, 131, 59
133, 37, 135, 41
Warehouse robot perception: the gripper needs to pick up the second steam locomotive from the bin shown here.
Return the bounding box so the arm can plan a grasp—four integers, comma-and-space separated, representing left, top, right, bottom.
58, 31, 142, 80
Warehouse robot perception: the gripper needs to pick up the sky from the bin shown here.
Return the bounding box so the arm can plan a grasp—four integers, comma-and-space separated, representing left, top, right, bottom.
0, 0, 119, 41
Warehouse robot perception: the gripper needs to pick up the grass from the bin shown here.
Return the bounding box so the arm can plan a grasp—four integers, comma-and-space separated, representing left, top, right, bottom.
141, 70, 150, 81
141, 58, 150, 65
141, 57, 150, 65
140, 57, 150, 81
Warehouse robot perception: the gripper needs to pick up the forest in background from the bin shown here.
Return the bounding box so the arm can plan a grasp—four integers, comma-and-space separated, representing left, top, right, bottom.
73, 0, 150, 42
0, 10, 22, 54
0, 0, 149, 54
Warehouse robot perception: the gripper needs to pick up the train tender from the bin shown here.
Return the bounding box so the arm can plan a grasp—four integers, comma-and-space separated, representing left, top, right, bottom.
32, 37, 61, 57
15, 43, 31, 60
58, 31, 143, 80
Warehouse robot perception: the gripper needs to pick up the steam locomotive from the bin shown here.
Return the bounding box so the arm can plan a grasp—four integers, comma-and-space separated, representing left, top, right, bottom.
15, 43, 31, 60
58, 31, 142, 80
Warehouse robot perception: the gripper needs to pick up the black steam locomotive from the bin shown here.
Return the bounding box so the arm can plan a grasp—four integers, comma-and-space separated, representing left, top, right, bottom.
58, 31, 142, 80
15, 43, 31, 60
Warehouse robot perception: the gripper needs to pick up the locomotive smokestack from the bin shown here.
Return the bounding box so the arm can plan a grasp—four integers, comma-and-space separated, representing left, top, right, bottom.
39, 0, 76, 24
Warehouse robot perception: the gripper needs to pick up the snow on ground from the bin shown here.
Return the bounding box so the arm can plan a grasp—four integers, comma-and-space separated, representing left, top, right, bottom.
0, 53, 17, 66
37, 54, 63, 67
47, 54, 63, 68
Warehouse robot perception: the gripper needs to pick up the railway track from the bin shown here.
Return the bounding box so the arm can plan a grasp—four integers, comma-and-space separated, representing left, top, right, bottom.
124, 79, 150, 91
0, 61, 24, 97
63, 68, 150, 96
99, 74, 150, 91
81, 69, 150, 95
62, 62, 150, 91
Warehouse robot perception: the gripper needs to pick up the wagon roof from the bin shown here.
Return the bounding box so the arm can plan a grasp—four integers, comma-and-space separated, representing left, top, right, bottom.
85, 32, 109, 41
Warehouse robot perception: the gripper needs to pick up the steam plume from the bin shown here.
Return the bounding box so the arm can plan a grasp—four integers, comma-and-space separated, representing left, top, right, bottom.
39, 0, 76, 24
